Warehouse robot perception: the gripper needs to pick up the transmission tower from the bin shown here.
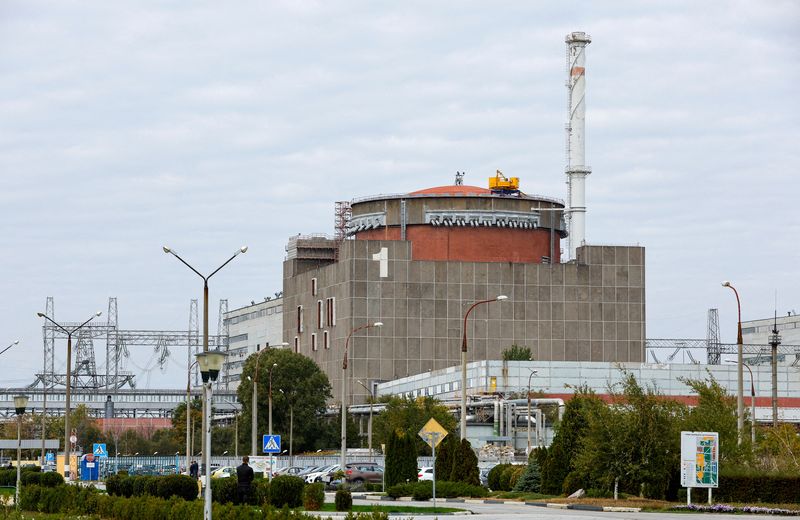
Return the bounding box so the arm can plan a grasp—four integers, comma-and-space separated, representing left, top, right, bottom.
189, 299, 199, 386
106, 297, 119, 388
217, 299, 229, 390
73, 330, 99, 389
707, 308, 721, 365
43, 297, 55, 384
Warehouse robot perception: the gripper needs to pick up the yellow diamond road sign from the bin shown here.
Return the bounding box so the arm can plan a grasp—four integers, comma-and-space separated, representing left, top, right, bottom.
418, 418, 448, 448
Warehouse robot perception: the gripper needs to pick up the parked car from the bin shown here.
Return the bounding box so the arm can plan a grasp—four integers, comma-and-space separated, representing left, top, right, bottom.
274, 466, 306, 477
305, 464, 337, 483
418, 467, 434, 481
344, 462, 383, 485
320, 464, 341, 483
211, 466, 236, 479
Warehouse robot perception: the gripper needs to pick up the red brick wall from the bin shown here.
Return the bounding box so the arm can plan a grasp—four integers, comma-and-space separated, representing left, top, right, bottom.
356, 225, 560, 263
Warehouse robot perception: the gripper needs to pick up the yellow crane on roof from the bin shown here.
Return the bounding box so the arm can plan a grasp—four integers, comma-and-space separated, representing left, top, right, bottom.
489, 170, 519, 193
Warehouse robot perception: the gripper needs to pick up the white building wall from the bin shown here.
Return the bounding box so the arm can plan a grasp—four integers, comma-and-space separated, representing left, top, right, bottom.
221, 298, 284, 390
742, 314, 800, 347
377, 360, 800, 423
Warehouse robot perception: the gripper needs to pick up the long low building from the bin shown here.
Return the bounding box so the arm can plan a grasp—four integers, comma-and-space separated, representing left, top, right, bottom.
376, 360, 800, 449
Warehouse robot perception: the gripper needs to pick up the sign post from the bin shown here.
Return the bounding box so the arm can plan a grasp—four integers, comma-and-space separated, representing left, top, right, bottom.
418, 418, 448, 513
263, 434, 281, 481
680, 431, 718, 505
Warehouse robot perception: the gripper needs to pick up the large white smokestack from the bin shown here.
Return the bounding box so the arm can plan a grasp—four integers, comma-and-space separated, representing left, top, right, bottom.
565, 31, 591, 260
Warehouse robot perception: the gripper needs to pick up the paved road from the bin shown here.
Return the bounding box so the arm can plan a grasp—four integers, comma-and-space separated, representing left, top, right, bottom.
346, 496, 796, 519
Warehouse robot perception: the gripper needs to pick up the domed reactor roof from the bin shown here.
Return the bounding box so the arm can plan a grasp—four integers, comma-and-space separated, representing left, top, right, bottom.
347, 183, 566, 264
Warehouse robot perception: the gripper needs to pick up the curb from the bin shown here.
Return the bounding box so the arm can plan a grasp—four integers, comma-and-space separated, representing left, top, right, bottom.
603, 506, 641, 512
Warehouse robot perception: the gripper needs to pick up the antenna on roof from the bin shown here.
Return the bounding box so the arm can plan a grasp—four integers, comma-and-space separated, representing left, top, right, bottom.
454, 171, 465, 185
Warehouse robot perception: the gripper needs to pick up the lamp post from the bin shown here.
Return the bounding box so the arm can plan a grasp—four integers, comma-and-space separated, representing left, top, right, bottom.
164, 245, 247, 480
0, 340, 19, 357
461, 296, 507, 440
14, 395, 28, 510
341, 322, 383, 470
727, 360, 756, 445
196, 349, 227, 520
36, 311, 101, 480
356, 380, 374, 461
722, 281, 744, 445
186, 360, 198, 475
526, 369, 538, 455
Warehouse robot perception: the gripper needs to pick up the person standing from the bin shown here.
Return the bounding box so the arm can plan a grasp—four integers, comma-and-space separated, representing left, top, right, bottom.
189, 460, 199, 479
236, 456, 255, 505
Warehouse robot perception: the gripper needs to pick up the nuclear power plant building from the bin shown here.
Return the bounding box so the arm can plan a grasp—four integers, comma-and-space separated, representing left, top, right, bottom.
282, 183, 646, 405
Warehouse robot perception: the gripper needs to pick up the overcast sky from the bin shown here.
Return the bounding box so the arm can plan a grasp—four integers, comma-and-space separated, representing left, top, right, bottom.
1, 1, 798, 390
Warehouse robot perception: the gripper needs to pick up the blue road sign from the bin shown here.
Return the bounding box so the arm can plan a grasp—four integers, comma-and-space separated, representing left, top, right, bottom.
263, 435, 281, 454
93, 443, 108, 458
45, 451, 55, 463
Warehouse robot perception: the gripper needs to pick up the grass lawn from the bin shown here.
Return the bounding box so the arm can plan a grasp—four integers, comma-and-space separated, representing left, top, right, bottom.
0, 487, 14, 496
319, 503, 464, 514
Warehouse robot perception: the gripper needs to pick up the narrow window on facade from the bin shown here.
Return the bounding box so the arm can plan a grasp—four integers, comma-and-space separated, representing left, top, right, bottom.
317, 300, 323, 329
326, 297, 336, 326
323, 330, 329, 349
311, 277, 318, 295
311, 333, 317, 351
296, 305, 303, 333
294, 336, 299, 353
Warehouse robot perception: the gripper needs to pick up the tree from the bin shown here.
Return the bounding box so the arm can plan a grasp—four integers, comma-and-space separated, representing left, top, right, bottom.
756, 424, 800, 472
237, 349, 332, 454
449, 438, 479, 485
372, 396, 456, 456
502, 344, 532, 361
171, 398, 203, 453
514, 452, 542, 492
434, 435, 457, 481
540, 386, 602, 494
680, 373, 750, 466
385, 430, 418, 487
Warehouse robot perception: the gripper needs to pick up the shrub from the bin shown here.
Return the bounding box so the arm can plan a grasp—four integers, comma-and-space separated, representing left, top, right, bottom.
303, 482, 325, 510
513, 458, 541, 493
498, 465, 522, 491
585, 488, 613, 498
157, 474, 199, 501
211, 476, 238, 504
434, 435, 458, 481
106, 474, 123, 496
487, 464, 512, 491
21, 471, 42, 486
144, 476, 160, 497
386, 482, 416, 499
508, 465, 525, 490
435, 480, 488, 498
40, 471, 64, 487
118, 474, 134, 497
412, 481, 433, 501
335, 489, 352, 511
253, 479, 270, 505
270, 475, 304, 508
716, 470, 800, 504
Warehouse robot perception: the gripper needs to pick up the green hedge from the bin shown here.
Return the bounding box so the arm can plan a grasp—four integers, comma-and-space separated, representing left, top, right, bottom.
335, 489, 352, 511
302, 482, 324, 511
386, 480, 488, 499
269, 475, 304, 508
20, 483, 380, 520
487, 464, 513, 491
716, 471, 800, 504
0, 467, 41, 486
105, 474, 198, 501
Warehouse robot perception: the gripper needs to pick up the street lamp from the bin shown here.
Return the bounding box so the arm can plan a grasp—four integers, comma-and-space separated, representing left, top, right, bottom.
249, 344, 287, 457
722, 281, 744, 444
197, 349, 226, 520
356, 380, 374, 461
164, 245, 248, 480
460, 296, 507, 440
341, 322, 383, 470
14, 395, 28, 510
727, 360, 756, 445
186, 359, 198, 475
36, 311, 101, 480
0, 340, 19, 356
526, 369, 538, 455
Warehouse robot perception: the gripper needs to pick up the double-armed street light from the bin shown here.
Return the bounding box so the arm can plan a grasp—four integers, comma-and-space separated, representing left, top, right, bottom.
341, 322, 382, 470
14, 395, 28, 509
196, 349, 226, 520
36, 311, 102, 480
0, 340, 20, 357
163, 245, 248, 480
460, 296, 508, 440
721, 281, 744, 444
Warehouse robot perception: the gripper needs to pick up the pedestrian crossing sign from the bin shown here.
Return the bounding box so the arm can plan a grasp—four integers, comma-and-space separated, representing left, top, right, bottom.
263, 435, 281, 454
93, 443, 108, 458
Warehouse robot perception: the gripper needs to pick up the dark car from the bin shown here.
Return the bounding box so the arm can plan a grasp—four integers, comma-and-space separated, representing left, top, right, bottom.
344, 462, 383, 485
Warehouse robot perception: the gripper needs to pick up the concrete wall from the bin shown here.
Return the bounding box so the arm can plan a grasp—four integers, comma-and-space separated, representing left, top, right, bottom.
283, 241, 645, 406
222, 298, 284, 390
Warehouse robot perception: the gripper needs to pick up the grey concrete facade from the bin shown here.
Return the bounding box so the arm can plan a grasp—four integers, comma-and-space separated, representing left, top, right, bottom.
283, 240, 645, 405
